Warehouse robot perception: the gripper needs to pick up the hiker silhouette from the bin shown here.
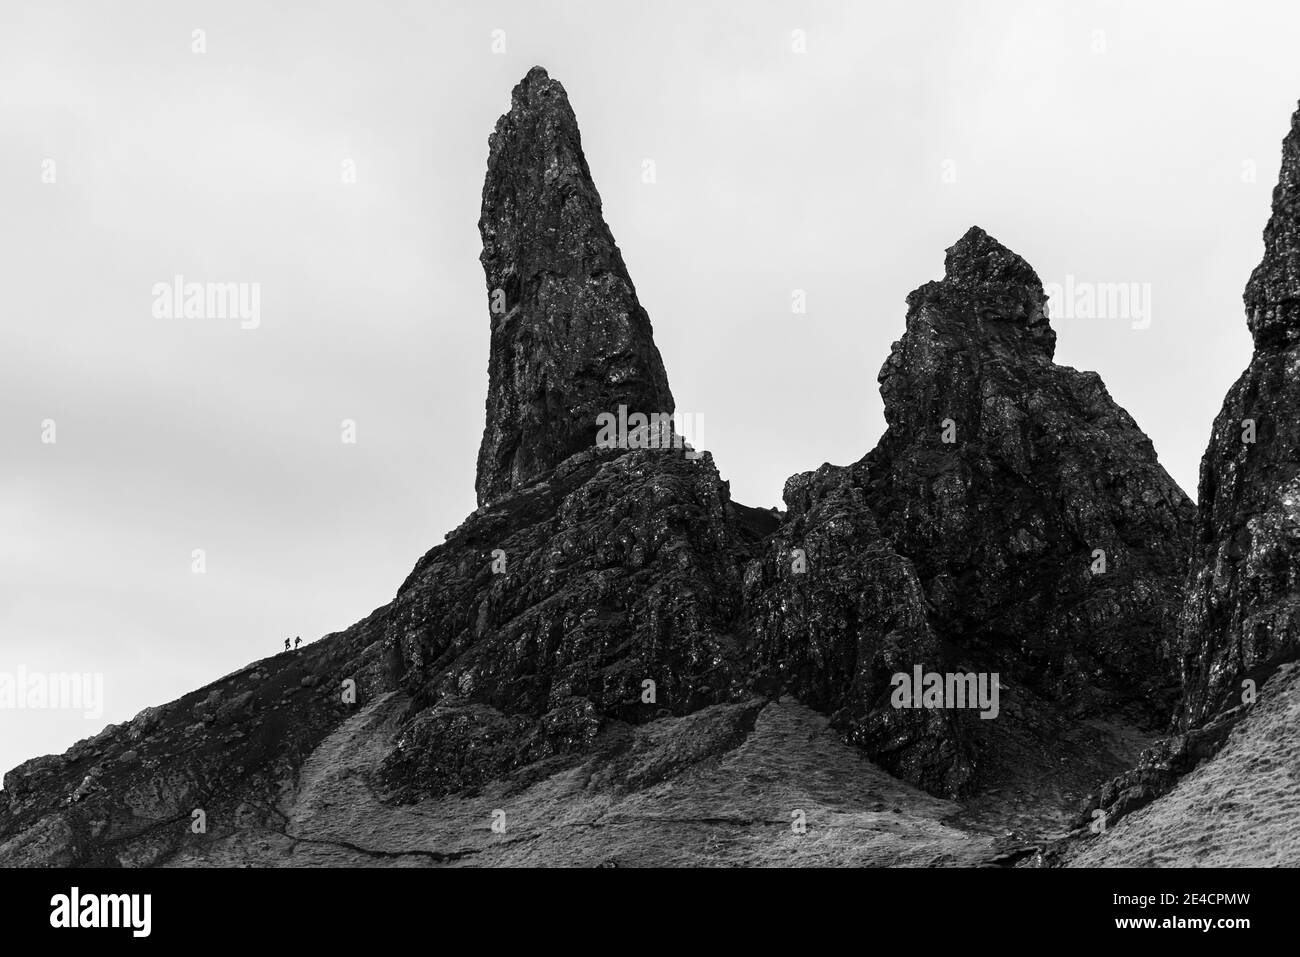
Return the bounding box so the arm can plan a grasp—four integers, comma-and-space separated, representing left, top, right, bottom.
294, 636, 302, 649
284, 638, 290, 652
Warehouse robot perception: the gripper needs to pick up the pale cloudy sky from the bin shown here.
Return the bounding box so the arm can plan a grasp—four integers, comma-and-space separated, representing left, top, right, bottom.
3, 0, 1299, 779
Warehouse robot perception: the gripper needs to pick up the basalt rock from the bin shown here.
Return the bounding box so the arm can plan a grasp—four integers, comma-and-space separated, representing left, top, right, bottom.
378, 70, 778, 796
1035, 103, 1300, 860
856, 227, 1194, 727
743, 464, 976, 795
475, 66, 675, 507
385, 74, 997, 799
738, 228, 1195, 798
378, 444, 761, 801
1179, 101, 1300, 727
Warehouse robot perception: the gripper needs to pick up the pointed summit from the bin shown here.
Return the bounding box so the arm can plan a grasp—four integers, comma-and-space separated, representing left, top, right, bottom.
1244, 101, 1300, 348
866, 228, 1192, 728
903, 226, 1054, 359
943, 225, 1044, 292
475, 67, 675, 507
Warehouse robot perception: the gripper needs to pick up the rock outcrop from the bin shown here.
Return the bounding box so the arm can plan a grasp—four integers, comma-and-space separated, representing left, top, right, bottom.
1046, 102, 1300, 854
1179, 101, 1300, 727
475, 66, 675, 507
378, 445, 763, 801
740, 227, 1195, 798
859, 227, 1194, 726
743, 465, 977, 796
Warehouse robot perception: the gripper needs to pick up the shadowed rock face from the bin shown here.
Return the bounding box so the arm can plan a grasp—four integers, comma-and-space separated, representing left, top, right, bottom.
1244, 103, 1300, 351
858, 227, 1194, 726
742, 228, 1193, 793
743, 465, 977, 795
475, 66, 675, 507
1180, 102, 1300, 727
379, 445, 762, 801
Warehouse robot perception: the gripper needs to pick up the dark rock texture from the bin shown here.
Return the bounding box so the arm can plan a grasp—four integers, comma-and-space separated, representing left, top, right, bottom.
736, 227, 1195, 798
1244, 103, 1300, 352
1036, 104, 1300, 863
378, 445, 761, 801
475, 66, 675, 507
743, 465, 977, 796
1179, 101, 1300, 727
858, 227, 1194, 726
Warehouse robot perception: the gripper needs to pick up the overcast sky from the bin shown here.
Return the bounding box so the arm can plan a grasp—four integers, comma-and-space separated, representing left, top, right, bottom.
3, 0, 1299, 780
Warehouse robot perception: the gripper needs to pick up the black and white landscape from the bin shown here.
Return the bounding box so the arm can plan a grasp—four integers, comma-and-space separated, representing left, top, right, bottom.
2, 3, 1299, 878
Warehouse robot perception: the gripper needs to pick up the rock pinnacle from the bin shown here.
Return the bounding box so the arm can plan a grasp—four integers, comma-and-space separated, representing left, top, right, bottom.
475, 66, 675, 506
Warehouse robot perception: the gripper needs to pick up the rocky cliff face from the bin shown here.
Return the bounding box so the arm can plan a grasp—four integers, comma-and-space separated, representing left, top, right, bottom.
6, 68, 1281, 870
739, 227, 1194, 797
1179, 101, 1300, 727
475, 67, 675, 507
1050, 101, 1300, 850
378, 445, 762, 801
742, 465, 977, 796
860, 227, 1194, 727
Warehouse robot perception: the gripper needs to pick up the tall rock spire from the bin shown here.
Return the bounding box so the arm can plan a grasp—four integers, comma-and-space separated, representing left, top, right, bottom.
474, 66, 675, 506
1180, 100, 1300, 725
1244, 102, 1300, 349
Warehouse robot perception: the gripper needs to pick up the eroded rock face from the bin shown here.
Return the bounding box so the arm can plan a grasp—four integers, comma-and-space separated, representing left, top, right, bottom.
743, 465, 976, 795
1041, 103, 1300, 851
1179, 101, 1300, 727
1244, 103, 1300, 352
374, 67, 777, 795
382, 445, 759, 792
737, 228, 1195, 798
858, 227, 1194, 726
475, 66, 675, 507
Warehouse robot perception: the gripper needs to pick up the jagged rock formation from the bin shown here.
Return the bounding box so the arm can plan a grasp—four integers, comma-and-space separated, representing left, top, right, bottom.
378, 446, 764, 800
475, 66, 675, 507
859, 227, 1194, 725
5, 67, 1271, 870
742, 465, 978, 796
383, 67, 766, 795
742, 227, 1193, 766
1179, 101, 1300, 727
739, 227, 1195, 798
1067, 102, 1300, 844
